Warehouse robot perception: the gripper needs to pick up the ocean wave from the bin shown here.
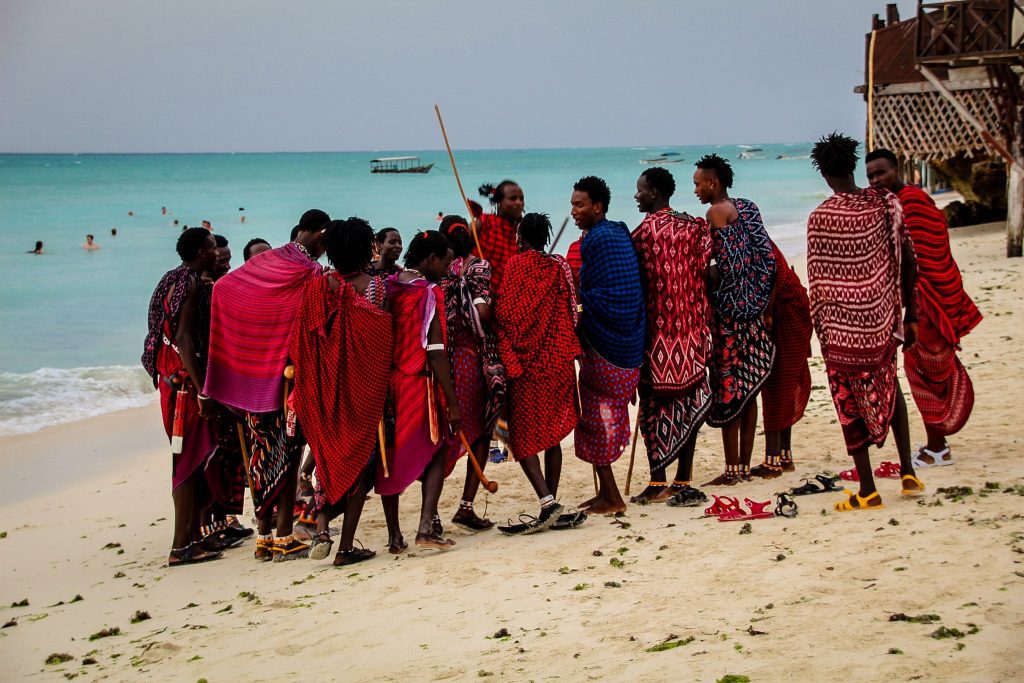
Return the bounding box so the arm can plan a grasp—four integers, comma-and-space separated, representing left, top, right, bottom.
0, 365, 157, 436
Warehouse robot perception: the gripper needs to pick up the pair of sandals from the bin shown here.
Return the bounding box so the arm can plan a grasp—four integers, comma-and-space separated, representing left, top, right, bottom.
911, 444, 953, 468
790, 474, 843, 496
309, 532, 376, 566
497, 503, 585, 536
839, 461, 904, 481
704, 493, 798, 522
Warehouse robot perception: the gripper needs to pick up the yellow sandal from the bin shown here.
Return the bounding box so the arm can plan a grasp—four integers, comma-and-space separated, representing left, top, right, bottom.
834, 489, 884, 512
901, 474, 926, 496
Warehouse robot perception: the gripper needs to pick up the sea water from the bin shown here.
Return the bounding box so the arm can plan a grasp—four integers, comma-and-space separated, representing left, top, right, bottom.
0, 144, 829, 435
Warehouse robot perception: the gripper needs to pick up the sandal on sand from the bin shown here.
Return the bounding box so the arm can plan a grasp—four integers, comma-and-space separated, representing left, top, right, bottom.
718, 498, 775, 522
834, 490, 884, 512
703, 495, 739, 518
254, 537, 275, 562
333, 546, 375, 567
168, 542, 222, 567
774, 492, 799, 518
272, 537, 310, 562
666, 485, 708, 508
551, 510, 588, 530
874, 461, 902, 479
387, 535, 408, 555
791, 474, 843, 496
912, 445, 952, 468
451, 508, 495, 532
308, 531, 334, 561
839, 468, 859, 482
629, 482, 670, 505
499, 504, 564, 536
900, 474, 926, 497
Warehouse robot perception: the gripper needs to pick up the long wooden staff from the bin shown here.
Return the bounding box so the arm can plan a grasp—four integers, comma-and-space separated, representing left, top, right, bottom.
624, 420, 641, 495
378, 418, 390, 478
548, 216, 571, 254
235, 422, 256, 495
457, 430, 498, 493
434, 104, 483, 256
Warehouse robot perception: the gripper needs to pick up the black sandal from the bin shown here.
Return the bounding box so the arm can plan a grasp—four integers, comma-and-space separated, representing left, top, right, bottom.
790, 473, 842, 496
451, 508, 495, 532
309, 531, 334, 561
551, 510, 588, 530
774, 492, 799, 518
666, 485, 709, 508
200, 530, 243, 551
333, 545, 375, 567
168, 542, 222, 567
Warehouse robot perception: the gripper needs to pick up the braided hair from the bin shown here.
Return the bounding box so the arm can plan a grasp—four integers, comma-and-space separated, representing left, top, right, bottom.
517, 212, 552, 251
322, 217, 374, 274
478, 180, 520, 207
694, 153, 734, 189
811, 132, 860, 178
439, 214, 474, 258
403, 230, 451, 268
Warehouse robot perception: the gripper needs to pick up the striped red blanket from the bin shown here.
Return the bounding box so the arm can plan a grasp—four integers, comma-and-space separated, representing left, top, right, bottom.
806, 188, 907, 372
204, 243, 322, 412
897, 185, 982, 345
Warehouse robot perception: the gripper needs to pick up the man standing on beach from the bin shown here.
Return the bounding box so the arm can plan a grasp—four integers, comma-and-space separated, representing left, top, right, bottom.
865, 148, 982, 467
630, 168, 713, 507
807, 133, 923, 511
142, 227, 222, 566
572, 176, 645, 515
204, 209, 329, 560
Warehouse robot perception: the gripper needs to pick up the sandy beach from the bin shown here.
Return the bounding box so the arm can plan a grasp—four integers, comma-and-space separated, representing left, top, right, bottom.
1, 221, 1021, 682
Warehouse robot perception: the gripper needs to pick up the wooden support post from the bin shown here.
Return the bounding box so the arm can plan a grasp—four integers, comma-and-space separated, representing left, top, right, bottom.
1009, 159, 1023, 258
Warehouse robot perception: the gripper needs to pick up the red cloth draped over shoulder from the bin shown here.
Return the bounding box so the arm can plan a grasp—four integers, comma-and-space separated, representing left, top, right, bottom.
290, 274, 393, 506
806, 188, 906, 371
566, 238, 583, 288
497, 250, 581, 380
897, 185, 982, 345
762, 243, 812, 431
204, 243, 322, 412
472, 213, 517, 293
631, 209, 712, 393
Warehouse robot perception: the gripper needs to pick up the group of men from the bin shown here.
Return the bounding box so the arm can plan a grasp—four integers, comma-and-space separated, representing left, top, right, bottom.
144, 131, 980, 567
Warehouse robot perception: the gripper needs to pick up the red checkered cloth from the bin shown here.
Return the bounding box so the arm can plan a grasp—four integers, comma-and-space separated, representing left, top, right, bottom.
472, 213, 518, 294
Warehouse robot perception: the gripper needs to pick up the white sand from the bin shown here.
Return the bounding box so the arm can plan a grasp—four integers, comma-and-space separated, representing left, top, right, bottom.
1, 222, 1022, 682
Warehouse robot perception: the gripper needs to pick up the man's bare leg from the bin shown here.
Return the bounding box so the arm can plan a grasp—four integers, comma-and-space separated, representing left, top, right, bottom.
381, 494, 405, 554
586, 465, 627, 515
416, 451, 454, 549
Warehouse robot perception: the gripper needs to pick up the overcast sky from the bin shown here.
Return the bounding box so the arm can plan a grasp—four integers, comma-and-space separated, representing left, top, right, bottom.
0, 0, 917, 153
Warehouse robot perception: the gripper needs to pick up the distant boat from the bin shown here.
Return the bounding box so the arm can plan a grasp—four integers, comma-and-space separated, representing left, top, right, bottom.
776, 153, 810, 160
639, 152, 684, 165
738, 148, 765, 160
370, 156, 434, 174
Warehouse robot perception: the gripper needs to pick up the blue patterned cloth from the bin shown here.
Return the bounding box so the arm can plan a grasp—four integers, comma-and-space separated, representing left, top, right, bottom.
711, 198, 776, 321
579, 219, 645, 369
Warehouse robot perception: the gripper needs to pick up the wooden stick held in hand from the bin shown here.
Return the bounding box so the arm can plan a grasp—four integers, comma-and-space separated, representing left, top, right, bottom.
434, 104, 483, 257
457, 430, 498, 493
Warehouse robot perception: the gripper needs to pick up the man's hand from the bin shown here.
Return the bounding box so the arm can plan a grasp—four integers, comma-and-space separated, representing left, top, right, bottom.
903, 322, 918, 349
446, 404, 462, 435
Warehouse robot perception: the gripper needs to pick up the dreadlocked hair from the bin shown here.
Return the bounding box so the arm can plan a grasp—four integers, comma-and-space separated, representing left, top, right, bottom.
439, 214, 473, 258
573, 176, 611, 211
404, 230, 451, 268
478, 180, 519, 206
518, 212, 552, 250
811, 132, 860, 177
177, 227, 213, 261
694, 153, 734, 189
640, 166, 676, 199
322, 217, 374, 274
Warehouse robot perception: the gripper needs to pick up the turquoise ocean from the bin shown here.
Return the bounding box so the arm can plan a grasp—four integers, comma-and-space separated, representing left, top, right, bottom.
0, 144, 829, 435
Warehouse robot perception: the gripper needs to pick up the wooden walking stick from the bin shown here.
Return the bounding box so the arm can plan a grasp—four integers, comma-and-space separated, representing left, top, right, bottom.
434, 104, 483, 257
624, 420, 641, 496
548, 216, 571, 254
378, 418, 390, 478
457, 430, 498, 493
235, 422, 256, 495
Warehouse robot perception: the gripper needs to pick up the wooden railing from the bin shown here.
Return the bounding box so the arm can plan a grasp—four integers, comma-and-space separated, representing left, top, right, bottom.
916, 0, 1024, 62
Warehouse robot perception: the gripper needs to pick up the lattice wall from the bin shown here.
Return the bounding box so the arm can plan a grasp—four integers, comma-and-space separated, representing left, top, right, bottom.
872, 87, 1005, 160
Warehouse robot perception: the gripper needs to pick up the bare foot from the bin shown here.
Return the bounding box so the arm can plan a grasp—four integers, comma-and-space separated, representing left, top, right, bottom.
629, 484, 671, 505
749, 463, 783, 479
578, 496, 598, 511
587, 499, 627, 515
388, 535, 408, 555
415, 533, 456, 550
703, 471, 740, 487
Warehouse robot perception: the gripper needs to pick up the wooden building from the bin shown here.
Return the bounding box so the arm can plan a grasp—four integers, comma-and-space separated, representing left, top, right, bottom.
858, 1, 1024, 256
